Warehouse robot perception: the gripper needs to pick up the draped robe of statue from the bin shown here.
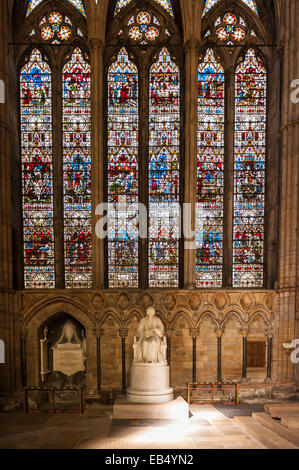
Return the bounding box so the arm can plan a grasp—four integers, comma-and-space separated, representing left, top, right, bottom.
134, 313, 165, 364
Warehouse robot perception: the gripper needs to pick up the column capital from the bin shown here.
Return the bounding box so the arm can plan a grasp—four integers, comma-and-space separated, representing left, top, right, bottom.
94, 328, 104, 338
189, 328, 200, 339
183, 37, 200, 53
119, 328, 129, 338
215, 328, 224, 338
240, 328, 248, 338
88, 37, 105, 52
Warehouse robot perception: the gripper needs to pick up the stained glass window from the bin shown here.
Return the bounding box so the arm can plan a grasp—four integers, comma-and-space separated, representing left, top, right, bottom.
149, 48, 180, 287
63, 48, 92, 288
114, 0, 174, 18
203, 0, 258, 16
107, 48, 139, 287
233, 49, 266, 287
40, 11, 72, 43
196, 49, 224, 288
26, 0, 86, 17
20, 49, 55, 288
215, 13, 246, 43
128, 11, 160, 43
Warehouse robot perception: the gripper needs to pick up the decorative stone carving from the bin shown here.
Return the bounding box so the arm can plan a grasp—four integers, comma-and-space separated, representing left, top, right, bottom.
265, 293, 274, 311
137, 293, 153, 309
214, 293, 228, 311
240, 292, 254, 311
91, 293, 104, 311
189, 292, 201, 310
163, 293, 176, 311
118, 293, 130, 311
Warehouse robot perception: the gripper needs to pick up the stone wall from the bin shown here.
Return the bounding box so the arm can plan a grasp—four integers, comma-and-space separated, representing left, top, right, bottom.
15, 289, 277, 395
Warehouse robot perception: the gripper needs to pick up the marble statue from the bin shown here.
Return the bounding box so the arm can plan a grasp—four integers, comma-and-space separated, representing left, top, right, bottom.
133, 307, 167, 364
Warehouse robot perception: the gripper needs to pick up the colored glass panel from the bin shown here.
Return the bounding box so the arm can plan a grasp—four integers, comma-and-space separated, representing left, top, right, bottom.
215, 12, 246, 44
242, 0, 258, 14
233, 49, 266, 287
114, 0, 174, 17
107, 48, 139, 287
41, 11, 72, 43
27, 0, 86, 17
146, 26, 159, 41
203, 0, 258, 16
129, 27, 142, 41
196, 49, 224, 288
149, 48, 180, 287
20, 49, 55, 288
128, 12, 160, 42
63, 48, 92, 288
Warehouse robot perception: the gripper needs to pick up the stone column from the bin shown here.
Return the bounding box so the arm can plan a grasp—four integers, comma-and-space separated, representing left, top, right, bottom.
166, 328, 173, 383
189, 328, 200, 383
215, 329, 223, 384
275, 0, 299, 384
0, 0, 17, 395
94, 328, 103, 393
119, 329, 128, 394
89, 37, 105, 289
20, 332, 27, 388
183, 39, 199, 289
267, 333, 273, 381
240, 329, 248, 381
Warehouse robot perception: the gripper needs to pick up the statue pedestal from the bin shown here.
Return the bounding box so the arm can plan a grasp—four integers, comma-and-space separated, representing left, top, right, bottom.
127, 363, 173, 403
113, 396, 189, 420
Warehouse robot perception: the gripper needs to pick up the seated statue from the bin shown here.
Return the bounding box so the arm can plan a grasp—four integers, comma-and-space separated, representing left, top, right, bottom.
133, 307, 167, 364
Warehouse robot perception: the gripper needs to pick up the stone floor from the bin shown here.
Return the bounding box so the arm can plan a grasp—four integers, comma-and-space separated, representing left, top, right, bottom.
0, 403, 286, 449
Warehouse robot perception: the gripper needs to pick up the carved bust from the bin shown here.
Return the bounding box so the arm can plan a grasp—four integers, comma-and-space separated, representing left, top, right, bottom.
133, 307, 167, 364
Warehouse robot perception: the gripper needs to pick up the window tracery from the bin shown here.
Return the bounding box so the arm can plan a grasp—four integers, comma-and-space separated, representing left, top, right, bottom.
26, 0, 86, 17
233, 49, 266, 287
114, 0, 174, 18
203, 0, 258, 16
196, 48, 224, 288
20, 49, 55, 288
107, 48, 139, 288
63, 48, 92, 288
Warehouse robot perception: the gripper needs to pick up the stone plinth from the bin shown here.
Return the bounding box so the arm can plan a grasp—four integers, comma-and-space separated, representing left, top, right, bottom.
281, 415, 299, 429
113, 396, 189, 420
127, 363, 173, 403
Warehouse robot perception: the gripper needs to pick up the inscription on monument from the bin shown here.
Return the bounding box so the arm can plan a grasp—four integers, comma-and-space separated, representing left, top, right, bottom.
51, 320, 86, 376
52, 345, 85, 376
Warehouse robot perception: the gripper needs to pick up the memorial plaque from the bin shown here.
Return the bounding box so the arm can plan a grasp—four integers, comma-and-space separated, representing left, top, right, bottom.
52, 344, 85, 376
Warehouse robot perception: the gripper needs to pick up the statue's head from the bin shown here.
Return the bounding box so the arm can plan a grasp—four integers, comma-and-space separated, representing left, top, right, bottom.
146, 306, 155, 317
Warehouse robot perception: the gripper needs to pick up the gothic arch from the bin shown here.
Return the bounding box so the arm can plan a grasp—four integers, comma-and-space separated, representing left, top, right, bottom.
170, 309, 194, 329
221, 310, 246, 330
248, 310, 272, 330
124, 309, 143, 327
23, 298, 97, 391
196, 310, 220, 329
99, 310, 123, 328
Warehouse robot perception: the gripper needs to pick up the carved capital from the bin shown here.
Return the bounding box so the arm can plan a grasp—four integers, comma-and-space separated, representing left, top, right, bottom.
118, 328, 129, 338
240, 328, 249, 338
94, 328, 104, 338
88, 37, 105, 53
183, 37, 200, 53
215, 328, 224, 338
189, 328, 200, 339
